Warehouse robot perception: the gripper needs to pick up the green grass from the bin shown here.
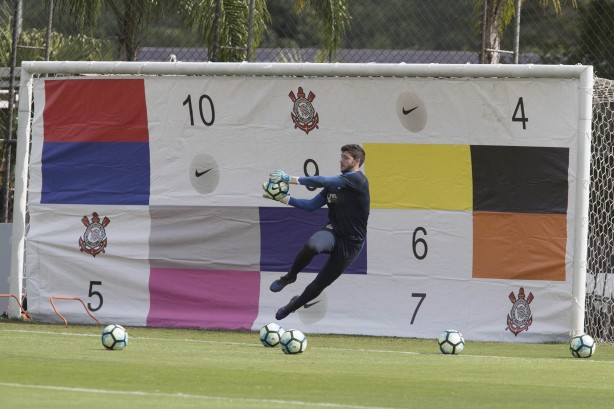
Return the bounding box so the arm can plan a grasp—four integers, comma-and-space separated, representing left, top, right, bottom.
1, 321, 614, 409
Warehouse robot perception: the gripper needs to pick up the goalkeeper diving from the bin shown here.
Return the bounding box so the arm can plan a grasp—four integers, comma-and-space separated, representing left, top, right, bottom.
262, 144, 370, 320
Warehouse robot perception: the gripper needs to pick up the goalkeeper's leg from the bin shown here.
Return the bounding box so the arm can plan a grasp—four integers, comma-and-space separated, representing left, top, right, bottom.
276, 238, 363, 320
270, 229, 335, 292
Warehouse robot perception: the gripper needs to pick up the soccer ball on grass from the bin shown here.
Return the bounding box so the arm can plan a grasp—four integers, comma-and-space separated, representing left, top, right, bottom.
264, 180, 289, 200
259, 322, 285, 347
280, 329, 307, 354
101, 324, 128, 350
438, 329, 464, 355
569, 334, 596, 358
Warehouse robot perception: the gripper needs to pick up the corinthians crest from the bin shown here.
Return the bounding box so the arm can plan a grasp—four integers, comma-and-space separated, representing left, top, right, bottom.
289, 87, 319, 134
79, 212, 110, 257
506, 287, 534, 336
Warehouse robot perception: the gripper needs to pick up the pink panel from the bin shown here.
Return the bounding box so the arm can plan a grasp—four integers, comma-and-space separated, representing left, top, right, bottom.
147, 268, 261, 330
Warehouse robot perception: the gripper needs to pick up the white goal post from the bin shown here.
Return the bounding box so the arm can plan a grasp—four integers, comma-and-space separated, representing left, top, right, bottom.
9, 62, 593, 342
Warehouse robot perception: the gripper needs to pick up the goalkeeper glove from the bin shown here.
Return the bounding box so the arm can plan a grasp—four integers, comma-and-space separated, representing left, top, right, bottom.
269, 170, 299, 184
262, 182, 290, 204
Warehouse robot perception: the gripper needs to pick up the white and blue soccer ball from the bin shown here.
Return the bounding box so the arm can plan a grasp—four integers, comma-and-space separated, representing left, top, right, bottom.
101, 324, 128, 350
259, 322, 285, 348
438, 329, 464, 355
280, 329, 307, 354
265, 180, 289, 200
570, 334, 596, 358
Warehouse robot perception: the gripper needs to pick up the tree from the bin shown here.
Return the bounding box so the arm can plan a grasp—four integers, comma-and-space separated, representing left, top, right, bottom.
180, 0, 270, 62
181, 0, 349, 62
294, 0, 350, 61
479, 0, 577, 64
56, 0, 172, 61
55, 0, 350, 62
572, 0, 614, 78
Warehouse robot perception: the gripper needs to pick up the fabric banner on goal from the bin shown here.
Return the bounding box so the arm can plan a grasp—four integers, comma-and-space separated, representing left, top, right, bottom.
20, 68, 589, 342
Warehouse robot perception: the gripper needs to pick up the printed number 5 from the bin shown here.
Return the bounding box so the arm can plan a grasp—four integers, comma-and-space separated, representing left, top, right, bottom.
88, 281, 103, 312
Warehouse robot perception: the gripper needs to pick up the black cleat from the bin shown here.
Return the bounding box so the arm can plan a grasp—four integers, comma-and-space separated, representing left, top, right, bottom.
276, 296, 299, 320
270, 275, 296, 293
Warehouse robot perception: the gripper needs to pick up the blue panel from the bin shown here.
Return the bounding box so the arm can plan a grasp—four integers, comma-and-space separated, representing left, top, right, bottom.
41, 142, 150, 205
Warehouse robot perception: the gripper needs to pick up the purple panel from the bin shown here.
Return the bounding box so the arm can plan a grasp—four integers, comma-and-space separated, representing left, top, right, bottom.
259, 207, 367, 274
147, 268, 260, 330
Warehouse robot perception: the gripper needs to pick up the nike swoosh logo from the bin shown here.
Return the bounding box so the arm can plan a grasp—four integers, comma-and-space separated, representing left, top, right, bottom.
195, 168, 212, 177
304, 301, 321, 309
402, 106, 419, 115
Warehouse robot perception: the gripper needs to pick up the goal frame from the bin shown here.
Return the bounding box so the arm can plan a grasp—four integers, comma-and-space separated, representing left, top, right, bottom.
8, 61, 594, 338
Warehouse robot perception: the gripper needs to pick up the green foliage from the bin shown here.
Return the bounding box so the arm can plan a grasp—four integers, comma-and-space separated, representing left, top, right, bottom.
572, 0, 614, 78
0, 24, 114, 66
480, 0, 579, 31
180, 0, 270, 62
341, 0, 478, 51
55, 0, 176, 60
294, 0, 350, 61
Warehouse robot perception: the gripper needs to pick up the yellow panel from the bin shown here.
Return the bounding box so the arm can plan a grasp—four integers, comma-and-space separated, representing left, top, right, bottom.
364, 143, 472, 210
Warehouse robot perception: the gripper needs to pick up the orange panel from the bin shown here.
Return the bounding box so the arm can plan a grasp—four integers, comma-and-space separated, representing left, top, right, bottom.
473, 212, 566, 281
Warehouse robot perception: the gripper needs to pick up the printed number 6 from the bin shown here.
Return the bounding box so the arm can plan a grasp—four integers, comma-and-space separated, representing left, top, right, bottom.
412, 227, 427, 260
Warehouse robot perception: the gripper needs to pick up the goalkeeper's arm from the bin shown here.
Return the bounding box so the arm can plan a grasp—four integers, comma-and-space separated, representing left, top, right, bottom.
295, 175, 345, 189
269, 170, 345, 189
262, 181, 327, 210
287, 191, 327, 211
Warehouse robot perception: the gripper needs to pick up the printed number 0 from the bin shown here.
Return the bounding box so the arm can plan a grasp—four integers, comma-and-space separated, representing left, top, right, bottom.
412, 227, 428, 260
87, 281, 103, 312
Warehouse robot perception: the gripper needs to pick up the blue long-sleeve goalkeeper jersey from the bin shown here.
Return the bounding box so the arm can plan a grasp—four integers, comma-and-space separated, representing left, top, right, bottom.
288, 171, 370, 242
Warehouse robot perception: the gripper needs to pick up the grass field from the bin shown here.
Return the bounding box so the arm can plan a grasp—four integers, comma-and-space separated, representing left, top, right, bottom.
1, 321, 613, 409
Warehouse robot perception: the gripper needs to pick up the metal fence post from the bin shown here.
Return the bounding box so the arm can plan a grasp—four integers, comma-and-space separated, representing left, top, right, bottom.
1, 0, 22, 223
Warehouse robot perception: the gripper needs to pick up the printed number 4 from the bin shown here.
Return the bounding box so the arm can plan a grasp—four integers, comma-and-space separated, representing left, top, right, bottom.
512, 97, 528, 129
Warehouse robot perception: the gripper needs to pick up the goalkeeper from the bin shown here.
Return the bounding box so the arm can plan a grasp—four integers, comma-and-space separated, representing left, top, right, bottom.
262, 144, 370, 320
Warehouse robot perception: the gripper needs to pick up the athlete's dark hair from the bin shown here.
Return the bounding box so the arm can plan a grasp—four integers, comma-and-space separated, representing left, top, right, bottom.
342, 144, 366, 167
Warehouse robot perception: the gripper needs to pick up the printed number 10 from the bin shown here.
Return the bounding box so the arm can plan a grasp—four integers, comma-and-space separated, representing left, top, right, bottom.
183, 94, 215, 126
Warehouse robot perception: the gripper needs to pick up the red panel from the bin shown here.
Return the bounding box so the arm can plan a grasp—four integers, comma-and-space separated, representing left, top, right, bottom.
43, 79, 149, 142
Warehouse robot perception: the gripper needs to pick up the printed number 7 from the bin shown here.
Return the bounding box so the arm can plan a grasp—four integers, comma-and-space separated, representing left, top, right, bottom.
410, 293, 426, 324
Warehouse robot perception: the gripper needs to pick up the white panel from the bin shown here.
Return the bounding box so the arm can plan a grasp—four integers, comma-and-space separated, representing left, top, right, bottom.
367, 209, 472, 279
256, 272, 571, 342
25, 205, 151, 325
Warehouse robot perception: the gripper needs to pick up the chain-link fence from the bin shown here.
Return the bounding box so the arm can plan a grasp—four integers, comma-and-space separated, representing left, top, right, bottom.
6, 0, 608, 218
586, 77, 614, 343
